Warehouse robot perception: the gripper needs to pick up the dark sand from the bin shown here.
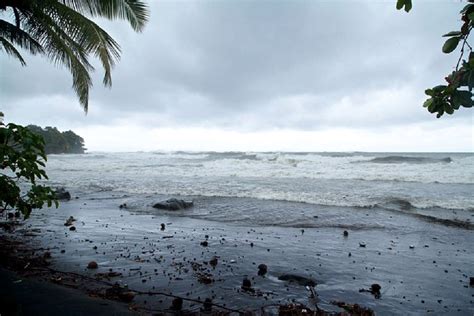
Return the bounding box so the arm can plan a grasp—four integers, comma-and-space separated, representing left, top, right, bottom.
0, 268, 132, 315
1, 192, 473, 315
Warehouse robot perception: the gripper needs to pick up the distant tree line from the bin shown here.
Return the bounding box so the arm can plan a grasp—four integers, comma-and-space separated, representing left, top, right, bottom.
26, 125, 86, 154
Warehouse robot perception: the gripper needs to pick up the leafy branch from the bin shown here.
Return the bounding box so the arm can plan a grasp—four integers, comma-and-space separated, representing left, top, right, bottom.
397, 0, 474, 117
0, 112, 58, 219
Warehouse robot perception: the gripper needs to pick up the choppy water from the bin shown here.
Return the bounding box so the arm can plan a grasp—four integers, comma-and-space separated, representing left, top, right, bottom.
42, 152, 474, 228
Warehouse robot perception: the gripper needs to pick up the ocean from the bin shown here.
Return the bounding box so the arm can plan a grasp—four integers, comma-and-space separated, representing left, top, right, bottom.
44, 151, 474, 228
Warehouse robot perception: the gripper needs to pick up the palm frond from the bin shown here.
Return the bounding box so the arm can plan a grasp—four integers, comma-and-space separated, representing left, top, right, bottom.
60, 0, 149, 31
51, 2, 121, 86
21, 5, 93, 111
0, 19, 43, 55
0, 36, 27, 65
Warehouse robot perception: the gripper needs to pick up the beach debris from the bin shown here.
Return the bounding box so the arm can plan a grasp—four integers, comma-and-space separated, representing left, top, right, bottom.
278, 303, 314, 315
209, 256, 218, 267
343, 230, 349, 237
470, 277, 474, 287
171, 297, 183, 310
258, 263, 268, 276
54, 187, 71, 201
119, 203, 127, 209
160, 223, 165, 230
359, 283, 381, 299
69, 226, 76, 231
87, 261, 98, 269
64, 216, 76, 226
359, 242, 366, 248
105, 284, 135, 302
202, 298, 213, 312
96, 271, 122, 280
190, 261, 214, 284
200, 240, 209, 247
278, 274, 316, 287
152, 198, 193, 211
331, 301, 375, 316
241, 278, 254, 292
306, 285, 318, 298
198, 275, 213, 284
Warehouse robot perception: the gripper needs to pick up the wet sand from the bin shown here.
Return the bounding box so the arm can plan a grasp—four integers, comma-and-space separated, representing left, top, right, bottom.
1, 192, 473, 314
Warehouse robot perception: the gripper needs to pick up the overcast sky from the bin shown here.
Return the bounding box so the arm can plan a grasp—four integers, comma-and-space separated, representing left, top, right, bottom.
1, 0, 473, 152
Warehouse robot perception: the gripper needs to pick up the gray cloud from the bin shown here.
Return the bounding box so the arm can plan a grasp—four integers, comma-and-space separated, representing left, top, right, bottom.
1, 0, 472, 138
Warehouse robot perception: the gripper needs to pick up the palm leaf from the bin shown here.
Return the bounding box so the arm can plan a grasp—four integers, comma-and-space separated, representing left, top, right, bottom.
60, 0, 149, 31
0, 36, 26, 65
49, 2, 121, 87
20, 4, 94, 111
0, 19, 43, 55
0, 0, 149, 111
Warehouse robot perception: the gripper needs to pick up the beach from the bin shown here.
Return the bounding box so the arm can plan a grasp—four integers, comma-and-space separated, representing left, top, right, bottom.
1, 152, 473, 314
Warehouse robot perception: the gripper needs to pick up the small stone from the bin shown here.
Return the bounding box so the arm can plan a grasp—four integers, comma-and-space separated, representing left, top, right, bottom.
118, 291, 135, 302
359, 242, 366, 248
160, 223, 165, 230
241, 278, 252, 291
409, 245, 415, 249
203, 298, 212, 312
470, 277, 474, 287
69, 226, 76, 231
43, 251, 51, 259
258, 264, 268, 276
343, 230, 349, 237
371, 283, 381, 293
209, 256, 218, 267
171, 297, 183, 310
200, 241, 208, 247
87, 261, 98, 269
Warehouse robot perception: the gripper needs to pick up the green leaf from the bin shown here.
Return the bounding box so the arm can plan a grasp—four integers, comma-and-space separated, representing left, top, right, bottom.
432, 85, 447, 93
425, 89, 434, 96
427, 101, 438, 113
404, 0, 412, 12
442, 31, 463, 37
442, 37, 460, 54
423, 98, 433, 108
396, 0, 405, 10
461, 4, 474, 14
444, 104, 454, 114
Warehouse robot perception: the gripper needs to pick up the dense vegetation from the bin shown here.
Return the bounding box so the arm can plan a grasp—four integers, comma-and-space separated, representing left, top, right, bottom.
26, 125, 86, 155
0, 113, 58, 218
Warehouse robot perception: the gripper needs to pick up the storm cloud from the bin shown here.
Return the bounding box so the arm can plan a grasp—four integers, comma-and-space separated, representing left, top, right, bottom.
1, 0, 472, 151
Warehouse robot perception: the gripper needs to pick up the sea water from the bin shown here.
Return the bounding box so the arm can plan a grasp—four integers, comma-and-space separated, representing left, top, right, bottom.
43, 152, 474, 228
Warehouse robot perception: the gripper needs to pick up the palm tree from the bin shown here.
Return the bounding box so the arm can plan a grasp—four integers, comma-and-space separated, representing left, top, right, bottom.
0, 0, 149, 112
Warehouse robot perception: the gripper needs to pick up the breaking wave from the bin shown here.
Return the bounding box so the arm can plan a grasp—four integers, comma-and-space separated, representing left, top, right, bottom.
361, 156, 452, 164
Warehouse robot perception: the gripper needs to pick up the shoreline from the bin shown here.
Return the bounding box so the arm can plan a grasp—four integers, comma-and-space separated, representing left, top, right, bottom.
1, 193, 473, 315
